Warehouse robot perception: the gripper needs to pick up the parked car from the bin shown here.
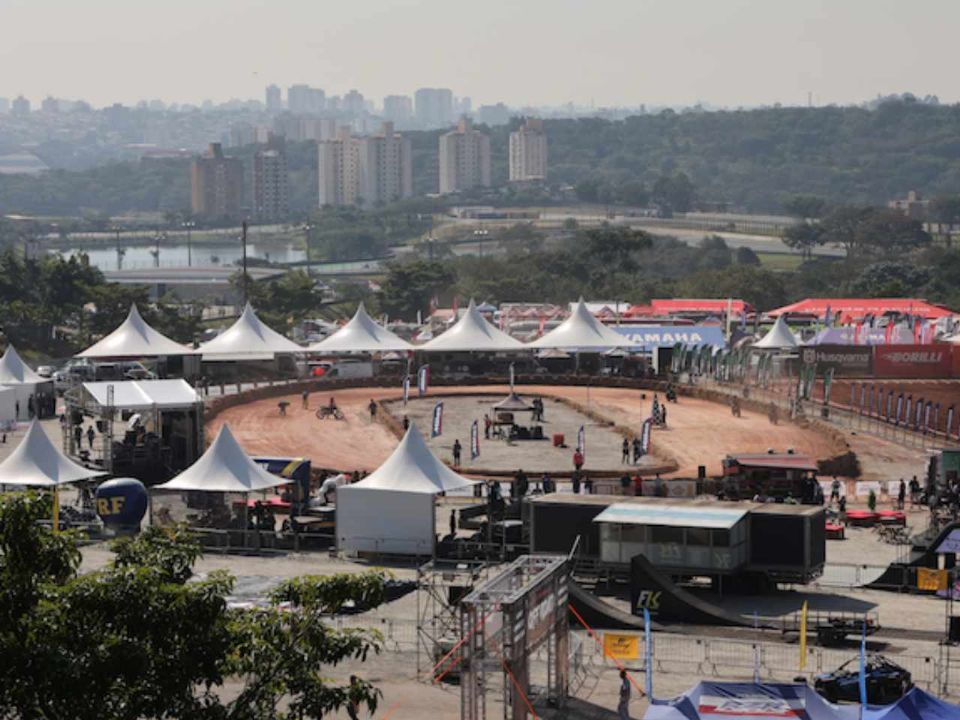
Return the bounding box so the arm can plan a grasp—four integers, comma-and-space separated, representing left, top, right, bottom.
36, 365, 55, 378
814, 655, 912, 704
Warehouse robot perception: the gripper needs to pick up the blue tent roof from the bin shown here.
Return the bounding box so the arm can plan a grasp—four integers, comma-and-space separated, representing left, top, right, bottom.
644, 682, 960, 720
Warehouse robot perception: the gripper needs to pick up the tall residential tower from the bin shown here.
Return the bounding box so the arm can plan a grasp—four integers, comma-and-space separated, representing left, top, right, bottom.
438, 118, 491, 194
508, 118, 548, 182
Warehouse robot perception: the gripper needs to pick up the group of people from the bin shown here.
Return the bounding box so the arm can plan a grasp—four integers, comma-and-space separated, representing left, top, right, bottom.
620, 436, 646, 464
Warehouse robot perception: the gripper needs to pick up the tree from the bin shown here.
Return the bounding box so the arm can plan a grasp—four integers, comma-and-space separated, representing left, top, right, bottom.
782, 221, 826, 259
781, 195, 827, 219
0, 493, 386, 720
652, 172, 695, 213
379, 260, 457, 320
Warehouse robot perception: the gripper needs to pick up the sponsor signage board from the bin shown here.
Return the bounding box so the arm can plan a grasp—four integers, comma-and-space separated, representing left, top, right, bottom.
612, 325, 726, 351
874, 344, 952, 379
800, 344, 873, 376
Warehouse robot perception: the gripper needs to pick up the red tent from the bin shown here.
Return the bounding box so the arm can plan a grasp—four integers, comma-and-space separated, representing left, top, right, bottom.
768, 298, 954, 323
624, 299, 752, 317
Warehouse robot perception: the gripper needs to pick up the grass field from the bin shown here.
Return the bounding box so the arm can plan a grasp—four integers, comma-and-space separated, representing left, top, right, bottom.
756, 251, 806, 271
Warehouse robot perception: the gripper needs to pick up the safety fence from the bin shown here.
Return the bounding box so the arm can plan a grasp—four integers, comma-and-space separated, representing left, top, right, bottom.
322, 615, 959, 697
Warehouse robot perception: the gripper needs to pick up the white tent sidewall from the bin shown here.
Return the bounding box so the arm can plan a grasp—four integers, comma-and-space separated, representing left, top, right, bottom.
336, 486, 435, 556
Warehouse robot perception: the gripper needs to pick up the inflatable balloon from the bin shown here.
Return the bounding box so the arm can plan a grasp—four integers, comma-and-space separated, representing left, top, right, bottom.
95, 477, 148, 533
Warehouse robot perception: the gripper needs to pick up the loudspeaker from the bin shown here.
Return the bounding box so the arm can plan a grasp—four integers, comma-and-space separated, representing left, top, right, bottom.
948, 616, 960, 643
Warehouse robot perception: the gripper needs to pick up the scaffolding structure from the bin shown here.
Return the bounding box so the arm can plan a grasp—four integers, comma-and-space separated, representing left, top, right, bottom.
417, 559, 489, 678
459, 555, 570, 720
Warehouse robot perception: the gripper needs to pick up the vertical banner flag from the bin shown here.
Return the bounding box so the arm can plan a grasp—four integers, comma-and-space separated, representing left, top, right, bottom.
823, 368, 834, 405
915, 398, 924, 430
948, 405, 956, 440
799, 601, 808, 671
640, 418, 653, 454
849, 384, 856, 410
643, 607, 653, 700
577, 425, 586, 458
904, 395, 912, 426
858, 621, 868, 709
924, 402, 933, 434
869, 385, 876, 416
417, 364, 430, 397
402, 375, 410, 406
896, 394, 904, 425
509, 362, 515, 391
859, 384, 867, 414
886, 390, 894, 421
934, 403, 941, 436
431, 401, 443, 437
877, 385, 884, 418
470, 419, 479, 459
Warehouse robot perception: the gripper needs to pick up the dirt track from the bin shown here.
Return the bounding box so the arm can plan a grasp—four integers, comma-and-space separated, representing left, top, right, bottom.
208, 384, 847, 477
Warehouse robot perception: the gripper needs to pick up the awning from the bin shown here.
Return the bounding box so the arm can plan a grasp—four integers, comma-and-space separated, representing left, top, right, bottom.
82, 379, 200, 411
594, 503, 748, 529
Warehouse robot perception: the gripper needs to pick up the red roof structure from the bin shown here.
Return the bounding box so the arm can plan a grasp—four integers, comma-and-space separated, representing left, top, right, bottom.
624, 299, 752, 317
768, 298, 954, 323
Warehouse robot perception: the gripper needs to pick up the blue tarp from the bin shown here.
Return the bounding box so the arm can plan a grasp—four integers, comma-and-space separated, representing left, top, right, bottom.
643, 682, 960, 720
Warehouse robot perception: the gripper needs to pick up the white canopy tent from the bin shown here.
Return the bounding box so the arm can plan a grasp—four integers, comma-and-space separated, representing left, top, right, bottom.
81, 379, 201, 411
753, 316, 800, 350
154, 424, 288, 493
527, 299, 635, 350
0, 345, 55, 419
337, 425, 478, 555
308, 303, 413, 353
200, 303, 304, 361
419, 299, 525, 353
0, 387, 16, 428
0, 420, 105, 487
78, 304, 194, 359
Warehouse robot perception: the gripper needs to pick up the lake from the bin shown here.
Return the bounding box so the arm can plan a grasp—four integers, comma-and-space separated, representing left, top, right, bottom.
53, 242, 307, 271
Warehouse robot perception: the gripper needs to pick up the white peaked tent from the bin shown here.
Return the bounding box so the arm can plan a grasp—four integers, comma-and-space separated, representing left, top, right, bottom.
420, 299, 524, 352
154, 424, 287, 493
527, 299, 635, 350
0, 420, 104, 487
200, 303, 304, 361
309, 302, 413, 353
78, 304, 194, 358
337, 425, 478, 554
753, 316, 800, 350
0, 344, 55, 419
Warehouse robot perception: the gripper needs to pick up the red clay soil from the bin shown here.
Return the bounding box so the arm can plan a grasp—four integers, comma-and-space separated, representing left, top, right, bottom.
208, 384, 844, 477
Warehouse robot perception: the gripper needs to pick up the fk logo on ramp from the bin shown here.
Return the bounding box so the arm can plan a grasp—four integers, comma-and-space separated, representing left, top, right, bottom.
635, 590, 661, 611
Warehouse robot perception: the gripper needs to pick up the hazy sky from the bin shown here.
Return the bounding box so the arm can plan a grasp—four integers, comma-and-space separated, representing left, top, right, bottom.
3, 0, 959, 108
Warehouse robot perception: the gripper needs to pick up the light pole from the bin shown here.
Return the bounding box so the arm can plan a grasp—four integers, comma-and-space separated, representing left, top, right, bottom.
112, 225, 124, 270
241, 220, 249, 305
473, 228, 489, 257
152, 231, 164, 268
181, 220, 195, 267
301, 222, 314, 277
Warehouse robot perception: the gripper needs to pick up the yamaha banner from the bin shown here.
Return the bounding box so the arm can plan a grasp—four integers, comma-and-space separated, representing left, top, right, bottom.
417, 364, 430, 396
402, 375, 410, 406
431, 401, 443, 437
470, 419, 479, 459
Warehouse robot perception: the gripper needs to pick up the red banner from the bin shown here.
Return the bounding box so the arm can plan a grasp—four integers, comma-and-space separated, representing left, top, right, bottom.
874, 345, 953, 379
953, 346, 960, 379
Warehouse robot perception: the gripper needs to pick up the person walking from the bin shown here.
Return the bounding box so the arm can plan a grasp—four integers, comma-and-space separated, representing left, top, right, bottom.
621, 437, 630, 464
897, 478, 906, 510
830, 476, 841, 505
660, 405, 667, 427
86, 425, 95, 449
617, 669, 631, 720
573, 449, 584, 472
632, 438, 642, 464
620, 473, 631, 495
542, 473, 554, 494
584, 474, 593, 495
452, 439, 462, 468
449, 509, 457, 538
572, 471, 581, 495
402, 415, 410, 431
484, 413, 492, 440
368, 399, 377, 421
301, 389, 309, 409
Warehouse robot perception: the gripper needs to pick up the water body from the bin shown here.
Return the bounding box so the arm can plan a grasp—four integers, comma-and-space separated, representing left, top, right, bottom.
53, 242, 306, 272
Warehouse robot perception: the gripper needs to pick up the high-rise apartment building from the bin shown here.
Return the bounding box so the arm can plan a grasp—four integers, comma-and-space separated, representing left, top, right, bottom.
318, 123, 413, 207
343, 89, 365, 115
509, 118, 548, 182
288, 84, 325, 114
477, 103, 510, 126
11, 95, 31, 116
253, 135, 289, 222
40, 96, 59, 114
0, 98, 9, 114
318, 128, 361, 207
438, 118, 491, 194
383, 95, 413, 124
191, 143, 244, 220
357, 122, 413, 205
414, 88, 454, 127
265, 84, 283, 112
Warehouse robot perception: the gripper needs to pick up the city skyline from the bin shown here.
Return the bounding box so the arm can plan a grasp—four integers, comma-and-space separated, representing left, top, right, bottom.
3, 0, 960, 109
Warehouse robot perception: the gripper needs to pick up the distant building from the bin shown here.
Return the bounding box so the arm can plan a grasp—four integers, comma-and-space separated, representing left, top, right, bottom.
888, 190, 929, 220
318, 128, 361, 207
11, 95, 31, 116
383, 95, 413, 124
509, 118, 548, 182
358, 122, 413, 205
0, 97, 9, 114
265, 84, 283, 112
253, 135, 289, 222
288, 84, 325, 114
343, 89, 365, 115
40, 96, 59, 114
191, 143, 244, 220
228, 123, 258, 147
477, 103, 511, 126
301, 117, 338, 142
438, 118, 491, 194
414, 88, 454, 127
318, 123, 412, 206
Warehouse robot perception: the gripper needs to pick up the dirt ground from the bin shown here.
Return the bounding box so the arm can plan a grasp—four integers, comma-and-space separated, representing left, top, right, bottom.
209, 384, 849, 478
